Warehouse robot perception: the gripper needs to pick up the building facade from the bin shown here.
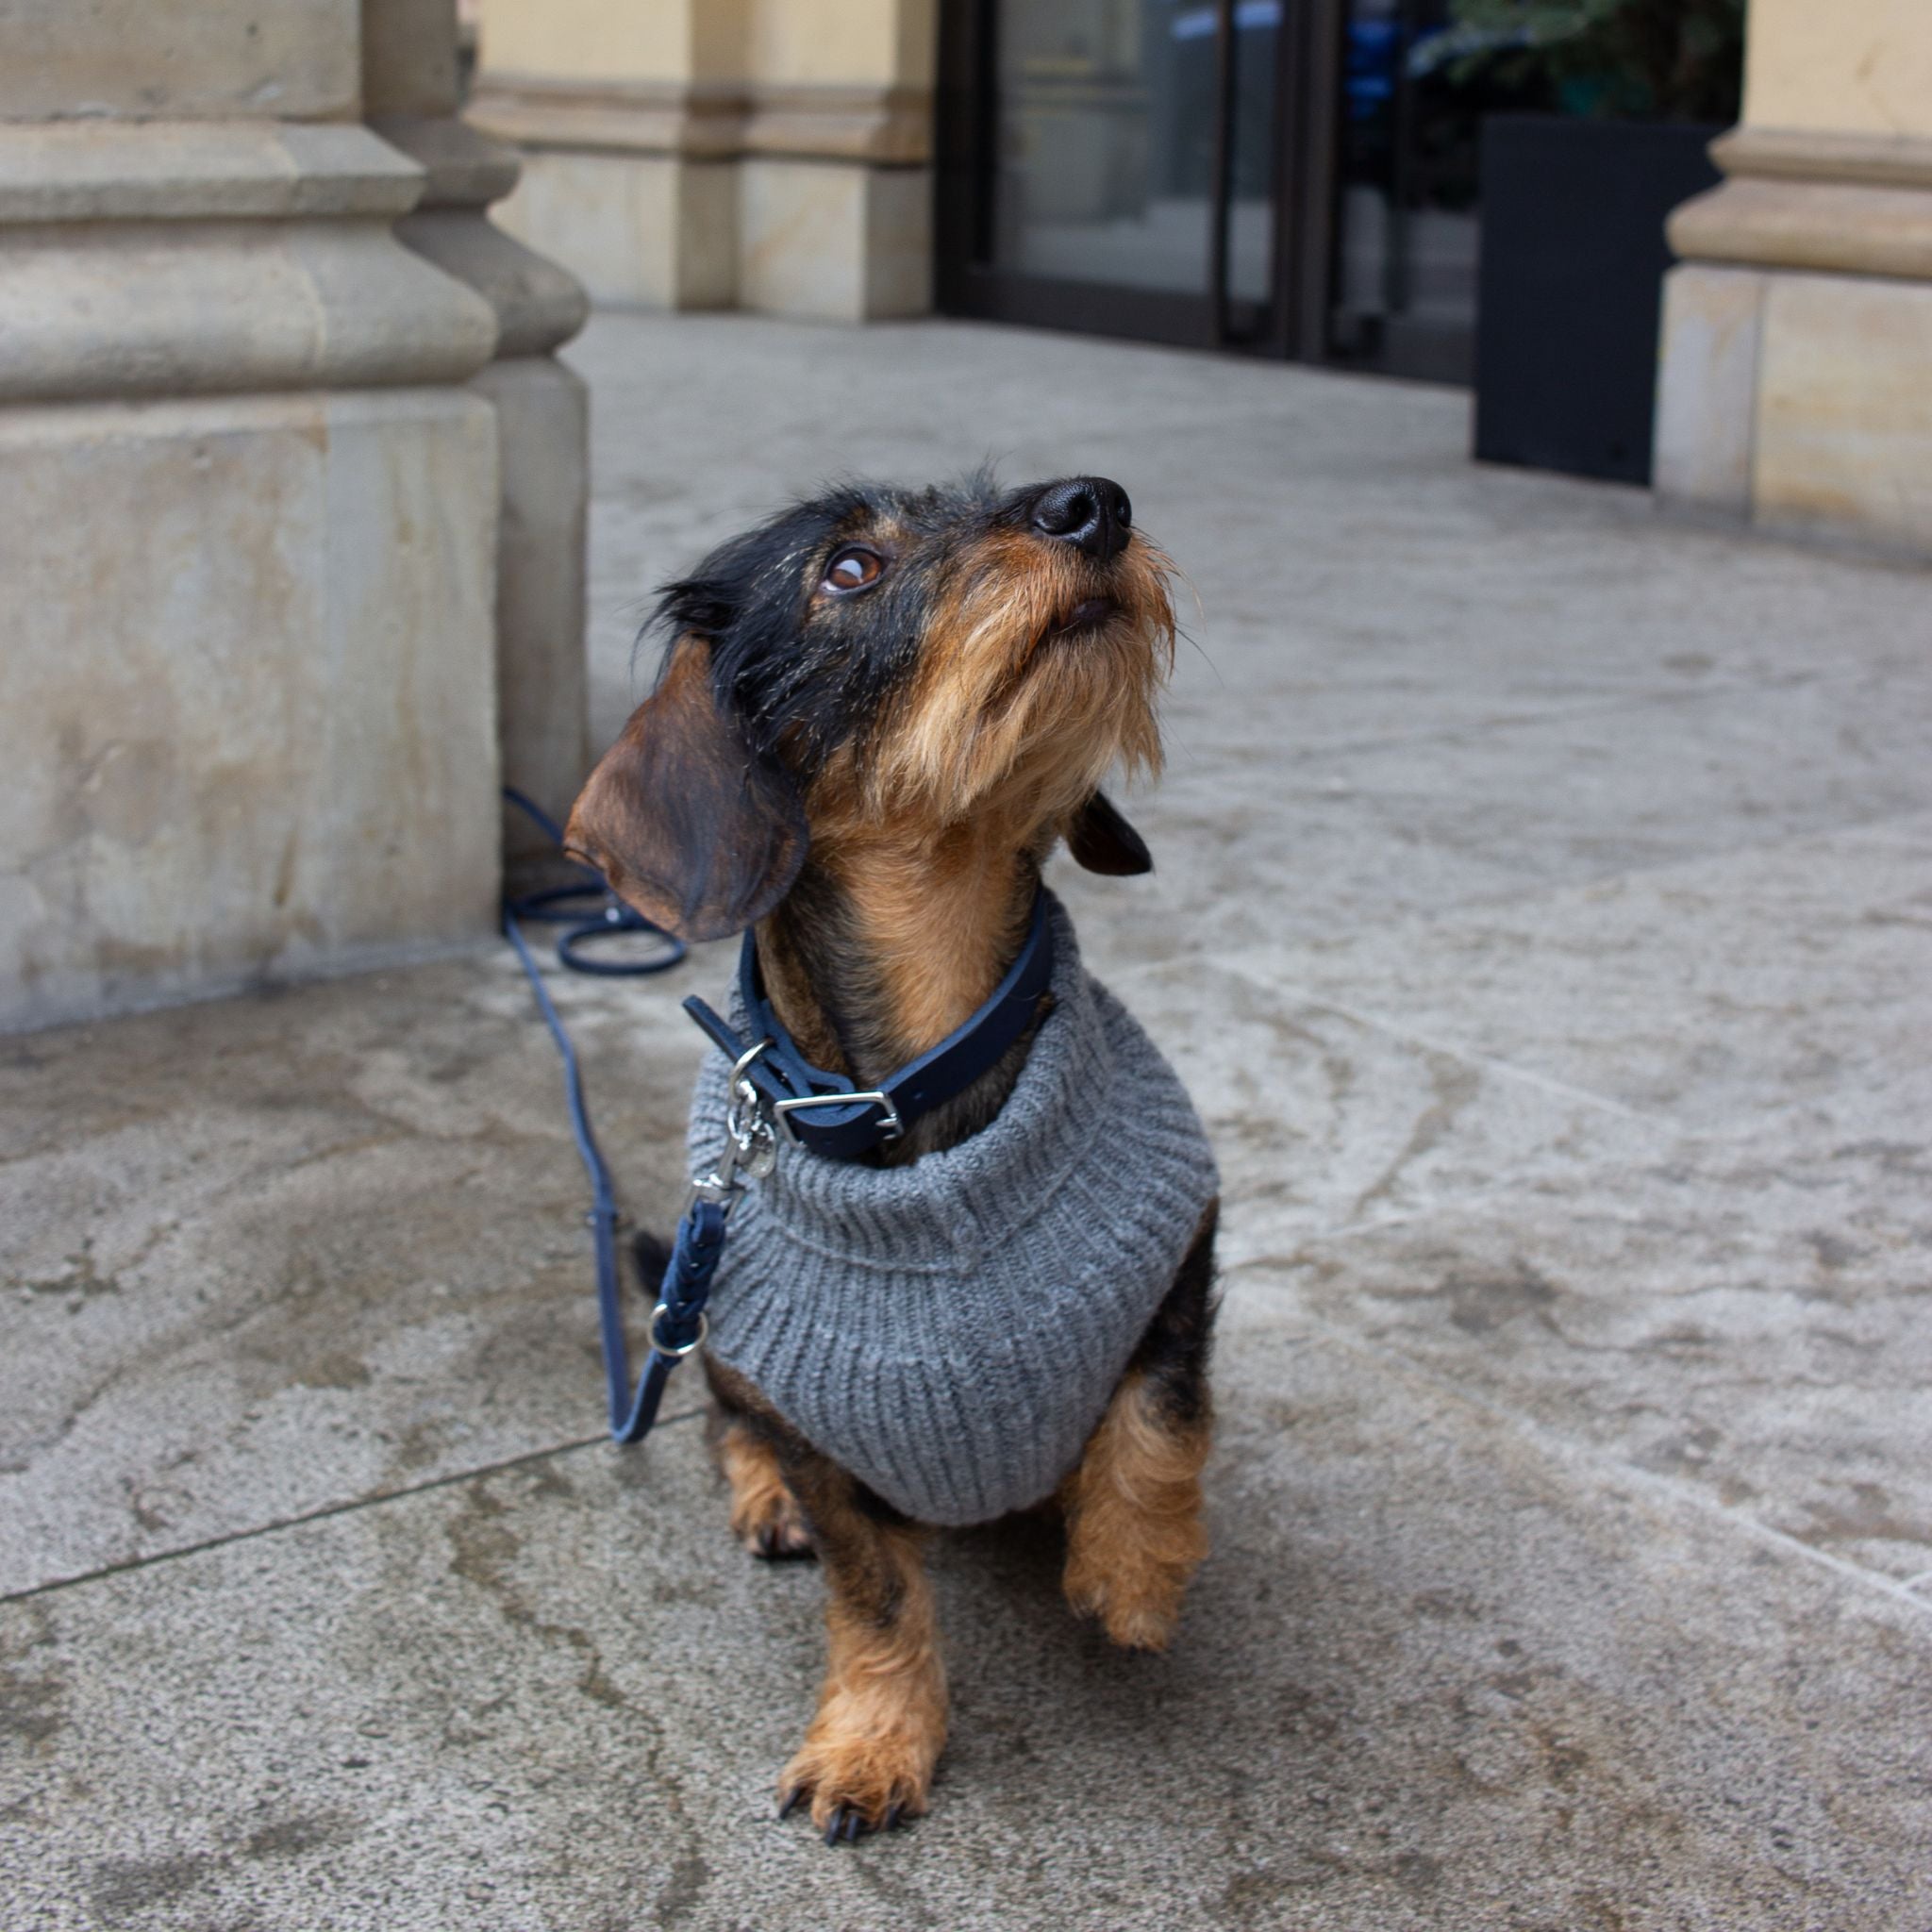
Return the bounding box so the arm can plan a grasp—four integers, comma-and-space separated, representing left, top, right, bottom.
475, 0, 1932, 564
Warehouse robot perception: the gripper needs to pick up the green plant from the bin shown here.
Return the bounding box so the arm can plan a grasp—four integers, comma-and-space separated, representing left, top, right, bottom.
1445, 0, 1745, 124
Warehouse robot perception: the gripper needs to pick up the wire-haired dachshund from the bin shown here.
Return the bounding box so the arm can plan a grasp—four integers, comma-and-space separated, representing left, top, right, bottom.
564, 473, 1219, 1841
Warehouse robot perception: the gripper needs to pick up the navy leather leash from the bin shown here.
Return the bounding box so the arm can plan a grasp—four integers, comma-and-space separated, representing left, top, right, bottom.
682, 891, 1055, 1161
504, 789, 718, 1443
503, 906, 726, 1441
506, 782, 1057, 1445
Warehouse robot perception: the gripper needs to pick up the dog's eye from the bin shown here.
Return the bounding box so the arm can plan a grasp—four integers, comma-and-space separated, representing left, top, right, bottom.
822, 546, 883, 595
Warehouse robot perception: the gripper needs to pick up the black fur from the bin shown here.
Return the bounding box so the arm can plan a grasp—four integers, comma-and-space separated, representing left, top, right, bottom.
1127, 1203, 1220, 1431
651, 472, 1030, 772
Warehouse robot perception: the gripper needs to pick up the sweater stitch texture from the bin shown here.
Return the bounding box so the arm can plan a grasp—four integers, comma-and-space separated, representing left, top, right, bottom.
685, 892, 1219, 1525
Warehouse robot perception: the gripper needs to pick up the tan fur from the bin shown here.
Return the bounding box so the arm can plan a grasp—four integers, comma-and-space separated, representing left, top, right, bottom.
1059, 1371, 1210, 1652
717, 1421, 812, 1557
801, 768, 1041, 1062
868, 529, 1175, 825
708, 1359, 947, 1829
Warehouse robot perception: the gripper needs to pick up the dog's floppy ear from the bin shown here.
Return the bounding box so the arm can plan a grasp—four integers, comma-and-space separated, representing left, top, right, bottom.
563, 637, 808, 941
1066, 790, 1153, 875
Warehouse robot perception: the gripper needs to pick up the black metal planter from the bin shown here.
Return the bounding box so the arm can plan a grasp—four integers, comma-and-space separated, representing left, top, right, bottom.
1474, 114, 1724, 486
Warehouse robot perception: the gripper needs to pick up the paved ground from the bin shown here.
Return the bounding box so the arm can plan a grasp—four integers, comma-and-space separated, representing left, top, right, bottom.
6, 311, 1932, 1930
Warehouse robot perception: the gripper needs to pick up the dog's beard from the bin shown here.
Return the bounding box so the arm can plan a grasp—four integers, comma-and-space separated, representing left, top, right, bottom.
865, 538, 1176, 824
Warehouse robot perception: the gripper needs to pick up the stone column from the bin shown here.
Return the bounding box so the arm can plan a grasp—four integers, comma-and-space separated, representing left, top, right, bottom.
467, 0, 935, 321
0, 1, 505, 1033
366, 0, 593, 879
1654, 0, 1932, 558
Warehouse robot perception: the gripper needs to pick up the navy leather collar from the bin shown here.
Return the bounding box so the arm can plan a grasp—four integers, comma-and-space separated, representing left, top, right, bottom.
682, 891, 1056, 1161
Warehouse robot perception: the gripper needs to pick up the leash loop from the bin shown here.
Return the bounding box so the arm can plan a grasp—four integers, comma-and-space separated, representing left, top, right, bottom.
648, 1304, 709, 1357
502, 787, 686, 979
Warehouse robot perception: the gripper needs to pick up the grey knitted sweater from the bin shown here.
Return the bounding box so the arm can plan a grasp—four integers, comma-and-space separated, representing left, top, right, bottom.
685, 893, 1218, 1525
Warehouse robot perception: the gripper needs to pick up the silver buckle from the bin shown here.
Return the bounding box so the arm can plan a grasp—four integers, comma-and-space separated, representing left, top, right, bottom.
693, 1038, 780, 1208
772, 1088, 904, 1143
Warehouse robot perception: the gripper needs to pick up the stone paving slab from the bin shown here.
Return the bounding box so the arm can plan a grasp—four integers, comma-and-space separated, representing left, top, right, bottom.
1233, 1134, 1932, 1588
1058, 666, 1932, 969
0, 945, 721, 1594
1208, 811, 1932, 1140
6, 1300, 1927, 1932
1097, 951, 1671, 1272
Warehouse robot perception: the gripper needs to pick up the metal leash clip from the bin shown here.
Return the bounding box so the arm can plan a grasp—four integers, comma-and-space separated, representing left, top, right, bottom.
693, 1039, 779, 1212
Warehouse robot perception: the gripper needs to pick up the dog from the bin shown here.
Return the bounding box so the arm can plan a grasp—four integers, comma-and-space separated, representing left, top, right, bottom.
564, 473, 1220, 1842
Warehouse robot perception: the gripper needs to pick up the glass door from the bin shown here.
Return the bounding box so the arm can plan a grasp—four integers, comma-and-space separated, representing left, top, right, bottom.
1328, 0, 1483, 380
938, 1, 1289, 351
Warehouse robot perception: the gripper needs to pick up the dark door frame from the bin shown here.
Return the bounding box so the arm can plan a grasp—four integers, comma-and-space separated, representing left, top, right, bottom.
934, 0, 1345, 364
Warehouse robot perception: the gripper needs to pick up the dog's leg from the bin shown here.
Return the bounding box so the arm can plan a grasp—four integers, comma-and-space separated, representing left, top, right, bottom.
1061, 1201, 1219, 1652
777, 1451, 946, 1839
704, 1357, 813, 1559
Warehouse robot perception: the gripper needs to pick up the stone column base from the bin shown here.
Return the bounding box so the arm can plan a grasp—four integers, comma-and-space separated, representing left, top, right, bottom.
470, 79, 932, 320
1657, 263, 1932, 551
494, 150, 738, 309
474, 355, 591, 876
740, 158, 931, 321
1655, 129, 1932, 558
0, 389, 500, 1031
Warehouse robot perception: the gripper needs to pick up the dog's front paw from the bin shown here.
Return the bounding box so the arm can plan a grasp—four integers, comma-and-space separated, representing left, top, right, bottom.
719, 1424, 816, 1559
732, 1481, 815, 1560
776, 1715, 937, 1843
1063, 1546, 1191, 1652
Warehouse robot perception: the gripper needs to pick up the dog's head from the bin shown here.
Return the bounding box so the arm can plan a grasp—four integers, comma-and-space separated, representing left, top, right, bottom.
564, 474, 1177, 941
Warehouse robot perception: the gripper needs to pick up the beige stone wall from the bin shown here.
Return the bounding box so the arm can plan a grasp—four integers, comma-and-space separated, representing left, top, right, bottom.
0, 391, 501, 1028
469, 0, 936, 321
1742, 0, 1932, 141
1655, 0, 1932, 558
745, 0, 931, 88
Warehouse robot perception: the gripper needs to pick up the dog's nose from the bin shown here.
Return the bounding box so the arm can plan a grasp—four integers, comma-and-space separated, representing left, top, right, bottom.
1029, 476, 1132, 563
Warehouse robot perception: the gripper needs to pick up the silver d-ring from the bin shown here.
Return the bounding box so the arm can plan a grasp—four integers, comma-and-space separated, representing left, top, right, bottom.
729, 1038, 774, 1093
650, 1304, 708, 1358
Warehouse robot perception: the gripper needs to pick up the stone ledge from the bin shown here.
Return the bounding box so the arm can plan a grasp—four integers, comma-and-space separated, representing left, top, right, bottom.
369, 114, 522, 209
1715, 126, 1932, 191
467, 77, 748, 159
467, 75, 932, 166
375, 114, 589, 367
0, 123, 426, 225
0, 220, 498, 404
742, 85, 933, 165
1670, 175, 1932, 283
396, 208, 590, 358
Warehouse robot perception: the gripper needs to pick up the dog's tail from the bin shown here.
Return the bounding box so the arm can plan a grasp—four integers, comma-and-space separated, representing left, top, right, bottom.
629, 1226, 674, 1299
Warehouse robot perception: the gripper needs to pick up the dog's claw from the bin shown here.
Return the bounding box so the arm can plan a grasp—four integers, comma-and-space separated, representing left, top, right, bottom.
777, 1787, 803, 1821
885, 1803, 905, 1831
824, 1809, 845, 1846
843, 1811, 862, 1842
